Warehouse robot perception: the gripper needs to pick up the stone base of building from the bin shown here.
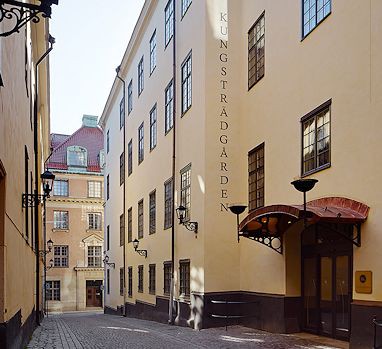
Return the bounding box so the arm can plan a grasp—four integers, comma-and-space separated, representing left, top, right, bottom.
0, 308, 37, 349
104, 305, 124, 316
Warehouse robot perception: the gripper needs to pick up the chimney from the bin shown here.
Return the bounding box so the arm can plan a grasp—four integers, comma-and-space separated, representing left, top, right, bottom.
82, 114, 98, 128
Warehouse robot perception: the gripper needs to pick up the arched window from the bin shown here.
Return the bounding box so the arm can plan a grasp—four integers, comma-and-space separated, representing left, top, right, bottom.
67, 146, 87, 167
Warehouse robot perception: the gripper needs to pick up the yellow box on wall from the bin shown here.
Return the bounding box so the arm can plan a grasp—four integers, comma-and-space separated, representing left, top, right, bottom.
355, 271, 372, 294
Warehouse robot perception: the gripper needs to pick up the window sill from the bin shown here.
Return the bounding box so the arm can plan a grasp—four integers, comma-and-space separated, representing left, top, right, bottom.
52, 229, 69, 233
86, 229, 102, 233
301, 163, 331, 178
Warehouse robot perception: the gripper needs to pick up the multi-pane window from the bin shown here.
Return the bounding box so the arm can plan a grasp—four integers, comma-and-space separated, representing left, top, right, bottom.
53, 180, 68, 196
138, 123, 144, 164
53, 246, 68, 268
106, 130, 110, 153
302, 101, 331, 175
165, 79, 174, 133
138, 56, 144, 95
138, 265, 143, 293
181, 53, 192, 114
248, 13, 265, 89
106, 225, 110, 251
46, 281, 60, 301
165, 0, 174, 46
128, 80, 133, 114
120, 152, 125, 185
181, 0, 192, 17
88, 246, 102, 267
138, 199, 144, 239
127, 140, 133, 176
88, 213, 102, 230
149, 190, 156, 235
150, 30, 156, 74
150, 104, 157, 150
67, 146, 87, 167
88, 181, 102, 198
120, 97, 125, 129
128, 266, 133, 297
164, 178, 173, 229
248, 143, 265, 211
128, 207, 133, 243
179, 260, 190, 297
120, 267, 124, 296
120, 213, 124, 246
106, 175, 110, 200
106, 269, 110, 294
53, 211, 68, 230
149, 264, 156, 295
163, 262, 172, 295
180, 164, 191, 221
303, 0, 331, 37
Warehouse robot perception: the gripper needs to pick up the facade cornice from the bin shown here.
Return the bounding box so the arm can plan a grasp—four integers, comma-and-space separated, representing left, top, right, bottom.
47, 198, 104, 205
74, 267, 104, 272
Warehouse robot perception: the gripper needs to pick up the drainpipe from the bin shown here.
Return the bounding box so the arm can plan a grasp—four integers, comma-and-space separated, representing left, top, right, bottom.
169, 0, 176, 325
34, 34, 55, 325
116, 66, 126, 316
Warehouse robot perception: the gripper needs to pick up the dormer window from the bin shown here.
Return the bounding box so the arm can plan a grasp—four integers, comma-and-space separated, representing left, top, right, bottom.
67, 146, 87, 167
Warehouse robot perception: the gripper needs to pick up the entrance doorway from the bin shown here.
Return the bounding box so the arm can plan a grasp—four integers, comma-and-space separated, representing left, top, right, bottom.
302, 224, 353, 341
86, 280, 102, 307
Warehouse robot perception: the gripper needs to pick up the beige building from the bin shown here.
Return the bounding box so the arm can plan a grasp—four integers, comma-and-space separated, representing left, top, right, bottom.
0, 2, 57, 347
100, 1, 382, 348
45, 115, 104, 312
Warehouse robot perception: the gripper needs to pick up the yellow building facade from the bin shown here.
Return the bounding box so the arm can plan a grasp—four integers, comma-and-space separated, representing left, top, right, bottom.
100, 1, 382, 348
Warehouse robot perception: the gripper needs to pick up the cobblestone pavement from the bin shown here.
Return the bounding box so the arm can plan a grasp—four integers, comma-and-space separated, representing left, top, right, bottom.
27, 311, 349, 349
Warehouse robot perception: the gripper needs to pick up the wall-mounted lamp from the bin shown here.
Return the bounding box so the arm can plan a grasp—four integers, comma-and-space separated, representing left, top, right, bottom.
228, 204, 247, 242
133, 239, 147, 258
45, 258, 53, 271
22, 170, 55, 207
0, 0, 59, 37
176, 205, 198, 235
39, 238, 53, 257
103, 254, 115, 268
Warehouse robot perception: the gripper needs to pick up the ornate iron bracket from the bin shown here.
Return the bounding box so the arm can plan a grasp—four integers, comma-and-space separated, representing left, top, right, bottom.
183, 221, 198, 234
22, 193, 44, 207
319, 222, 361, 247
239, 231, 283, 254
0, 0, 58, 37
135, 249, 147, 258
104, 261, 116, 268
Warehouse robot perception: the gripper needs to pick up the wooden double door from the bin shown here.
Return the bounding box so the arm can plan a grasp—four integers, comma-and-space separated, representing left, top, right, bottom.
86, 280, 102, 307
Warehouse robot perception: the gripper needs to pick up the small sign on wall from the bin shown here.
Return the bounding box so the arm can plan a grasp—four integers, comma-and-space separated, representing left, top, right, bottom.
355, 271, 372, 294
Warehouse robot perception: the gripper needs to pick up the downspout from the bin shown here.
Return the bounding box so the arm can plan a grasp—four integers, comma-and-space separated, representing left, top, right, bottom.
116, 66, 126, 316
169, 0, 176, 325
34, 34, 55, 325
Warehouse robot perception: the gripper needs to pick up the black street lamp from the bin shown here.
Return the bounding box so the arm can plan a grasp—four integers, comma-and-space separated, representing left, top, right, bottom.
176, 205, 198, 235
103, 254, 116, 269
228, 204, 247, 242
133, 239, 147, 258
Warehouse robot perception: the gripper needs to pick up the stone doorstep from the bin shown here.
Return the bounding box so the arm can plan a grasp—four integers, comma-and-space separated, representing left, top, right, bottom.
288, 332, 349, 349
48, 308, 103, 315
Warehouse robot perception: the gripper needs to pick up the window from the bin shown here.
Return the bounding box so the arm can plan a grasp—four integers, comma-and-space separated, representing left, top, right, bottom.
164, 178, 173, 229
179, 260, 190, 297
106, 174, 110, 200
138, 123, 144, 164
248, 13, 265, 89
149, 264, 156, 295
138, 56, 144, 95
46, 281, 60, 301
302, 100, 331, 175
303, 0, 331, 37
88, 212, 102, 230
67, 146, 87, 167
120, 97, 125, 129
99, 150, 105, 168
150, 104, 157, 150
53, 246, 68, 267
181, 52, 192, 114
106, 225, 110, 251
180, 164, 191, 221
163, 261, 172, 295
138, 265, 143, 293
128, 80, 133, 114
107, 269, 110, 294
128, 140, 133, 176
120, 213, 124, 246
120, 267, 124, 296
150, 30, 156, 74
181, 0, 192, 17
53, 179, 68, 196
165, 79, 174, 133
88, 246, 102, 267
248, 143, 264, 211
88, 181, 102, 198
53, 211, 68, 230
128, 266, 133, 297
165, 0, 174, 46
128, 207, 132, 243
149, 190, 156, 235
120, 152, 125, 185
138, 199, 144, 239
106, 130, 110, 153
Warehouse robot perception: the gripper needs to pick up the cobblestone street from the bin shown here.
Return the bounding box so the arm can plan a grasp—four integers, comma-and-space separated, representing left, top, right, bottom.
27, 311, 349, 349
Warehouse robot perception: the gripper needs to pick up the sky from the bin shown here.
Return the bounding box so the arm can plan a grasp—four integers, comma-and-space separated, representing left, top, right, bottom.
50, 0, 145, 135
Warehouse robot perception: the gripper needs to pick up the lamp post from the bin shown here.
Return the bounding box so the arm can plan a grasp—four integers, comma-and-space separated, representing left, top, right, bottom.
228, 204, 247, 242
132, 239, 147, 258
175, 205, 198, 235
